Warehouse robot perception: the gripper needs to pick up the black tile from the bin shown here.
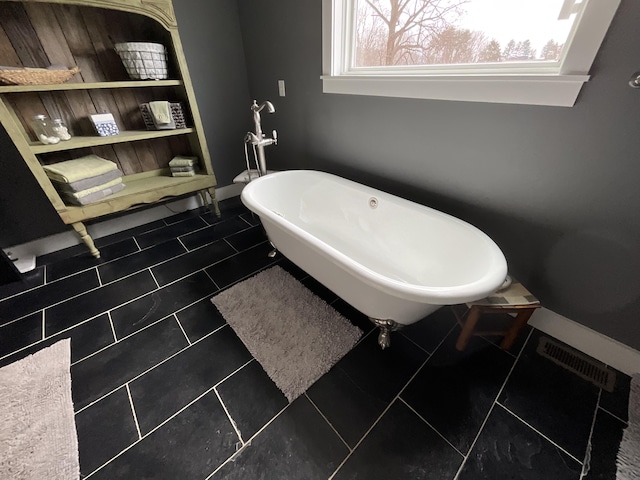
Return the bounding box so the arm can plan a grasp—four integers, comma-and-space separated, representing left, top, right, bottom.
399, 306, 458, 354
333, 400, 463, 480
300, 275, 338, 304
205, 242, 275, 290
75, 386, 139, 476
307, 330, 428, 447
71, 317, 188, 410
0, 266, 44, 301
36, 243, 88, 266
0, 269, 99, 325
162, 207, 209, 225
180, 217, 251, 251
111, 271, 217, 339
216, 361, 288, 441
98, 239, 185, 285
212, 396, 348, 479
89, 388, 238, 479
175, 297, 225, 343
599, 370, 630, 424
48, 313, 114, 363
499, 330, 600, 460
457, 404, 582, 480
275, 257, 310, 281
45, 270, 156, 336
129, 325, 252, 435
401, 328, 514, 454
46, 239, 139, 282
330, 298, 375, 334
151, 240, 236, 286
583, 408, 626, 480
224, 225, 268, 252
135, 216, 207, 249
93, 219, 166, 248
0, 311, 42, 358
239, 212, 260, 226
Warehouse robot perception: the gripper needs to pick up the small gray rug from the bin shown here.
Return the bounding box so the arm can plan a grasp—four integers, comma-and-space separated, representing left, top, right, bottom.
617, 373, 640, 480
211, 266, 363, 401
0, 339, 79, 480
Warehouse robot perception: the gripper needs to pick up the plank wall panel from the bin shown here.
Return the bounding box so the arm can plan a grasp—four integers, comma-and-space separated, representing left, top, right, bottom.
0, 3, 49, 67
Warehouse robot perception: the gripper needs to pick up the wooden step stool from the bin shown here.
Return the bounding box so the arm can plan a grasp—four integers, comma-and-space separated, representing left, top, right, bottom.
454, 278, 540, 351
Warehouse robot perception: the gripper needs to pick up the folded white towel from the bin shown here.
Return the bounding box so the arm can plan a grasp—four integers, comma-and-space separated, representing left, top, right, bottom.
42, 155, 118, 183
148, 101, 171, 124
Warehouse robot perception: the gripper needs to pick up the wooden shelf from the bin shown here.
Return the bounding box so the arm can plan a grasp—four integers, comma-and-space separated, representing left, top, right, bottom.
30, 128, 195, 153
0, 80, 183, 93
58, 170, 216, 224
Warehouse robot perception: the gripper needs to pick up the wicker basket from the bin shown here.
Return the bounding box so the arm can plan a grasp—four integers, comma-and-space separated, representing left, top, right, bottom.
140, 102, 186, 130
114, 42, 168, 80
0, 66, 80, 86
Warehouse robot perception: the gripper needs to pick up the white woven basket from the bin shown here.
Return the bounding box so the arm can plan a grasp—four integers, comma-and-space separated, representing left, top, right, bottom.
114, 42, 168, 80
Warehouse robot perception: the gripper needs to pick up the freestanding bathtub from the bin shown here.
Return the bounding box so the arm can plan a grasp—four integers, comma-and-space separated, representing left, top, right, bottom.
241, 170, 507, 346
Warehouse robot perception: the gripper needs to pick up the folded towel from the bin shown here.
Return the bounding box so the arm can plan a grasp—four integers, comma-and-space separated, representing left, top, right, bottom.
51, 169, 123, 193
169, 156, 199, 167
149, 101, 171, 125
171, 171, 196, 177
61, 182, 125, 206
62, 178, 123, 200
170, 166, 197, 173
42, 155, 118, 183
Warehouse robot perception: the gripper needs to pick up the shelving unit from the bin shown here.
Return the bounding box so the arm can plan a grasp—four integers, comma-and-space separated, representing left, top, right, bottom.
0, 0, 219, 258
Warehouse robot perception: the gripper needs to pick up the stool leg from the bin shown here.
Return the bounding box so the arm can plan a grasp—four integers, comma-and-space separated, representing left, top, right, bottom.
208, 187, 221, 217
456, 306, 482, 351
500, 309, 535, 350
71, 222, 100, 258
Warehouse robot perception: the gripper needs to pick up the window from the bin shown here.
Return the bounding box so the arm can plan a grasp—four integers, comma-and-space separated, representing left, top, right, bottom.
322, 0, 621, 106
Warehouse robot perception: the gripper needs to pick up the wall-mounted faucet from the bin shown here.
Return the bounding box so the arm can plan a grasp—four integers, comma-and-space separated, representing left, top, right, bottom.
247, 100, 277, 176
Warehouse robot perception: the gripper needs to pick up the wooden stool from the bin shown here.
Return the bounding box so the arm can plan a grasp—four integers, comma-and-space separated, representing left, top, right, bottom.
454, 278, 540, 351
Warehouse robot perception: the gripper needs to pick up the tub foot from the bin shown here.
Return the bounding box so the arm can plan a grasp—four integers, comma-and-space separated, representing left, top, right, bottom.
369, 318, 402, 349
268, 241, 277, 258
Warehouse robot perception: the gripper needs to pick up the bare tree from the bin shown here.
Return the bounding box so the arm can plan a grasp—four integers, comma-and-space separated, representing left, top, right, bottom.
358, 0, 468, 66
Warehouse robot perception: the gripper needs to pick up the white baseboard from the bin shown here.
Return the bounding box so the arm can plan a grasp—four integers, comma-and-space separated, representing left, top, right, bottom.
5, 184, 244, 260
530, 308, 640, 376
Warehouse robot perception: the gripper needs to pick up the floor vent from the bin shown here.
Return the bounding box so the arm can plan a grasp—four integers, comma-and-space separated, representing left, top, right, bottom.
536, 337, 616, 392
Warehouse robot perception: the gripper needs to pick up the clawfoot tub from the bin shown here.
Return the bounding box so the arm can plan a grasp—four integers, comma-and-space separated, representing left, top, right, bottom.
241, 170, 508, 348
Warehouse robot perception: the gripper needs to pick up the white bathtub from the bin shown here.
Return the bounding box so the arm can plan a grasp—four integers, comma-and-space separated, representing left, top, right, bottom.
241, 170, 507, 326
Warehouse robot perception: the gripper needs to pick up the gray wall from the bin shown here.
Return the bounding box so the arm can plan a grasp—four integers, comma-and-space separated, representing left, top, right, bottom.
0, 0, 251, 246
236, 0, 640, 350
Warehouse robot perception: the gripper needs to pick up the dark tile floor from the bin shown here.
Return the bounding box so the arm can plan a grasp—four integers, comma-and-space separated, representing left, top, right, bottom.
0, 197, 631, 480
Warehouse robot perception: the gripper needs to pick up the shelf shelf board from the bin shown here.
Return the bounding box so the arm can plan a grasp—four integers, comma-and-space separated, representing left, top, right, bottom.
30, 128, 195, 154
58, 170, 216, 224
0, 80, 183, 93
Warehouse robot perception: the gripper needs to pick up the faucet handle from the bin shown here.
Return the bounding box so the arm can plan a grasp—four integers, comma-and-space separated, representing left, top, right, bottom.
272, 129, 278, 145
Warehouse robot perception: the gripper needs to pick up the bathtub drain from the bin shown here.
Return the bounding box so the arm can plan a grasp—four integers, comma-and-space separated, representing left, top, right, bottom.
369, 197, 378, 209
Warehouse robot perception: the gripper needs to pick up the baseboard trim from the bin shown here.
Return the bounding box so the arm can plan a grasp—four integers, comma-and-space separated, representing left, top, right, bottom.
530, 308, 640, 376
6, 183, 244, 260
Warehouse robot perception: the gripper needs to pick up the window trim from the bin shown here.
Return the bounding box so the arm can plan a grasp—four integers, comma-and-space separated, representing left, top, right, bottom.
321, 0, 620, 107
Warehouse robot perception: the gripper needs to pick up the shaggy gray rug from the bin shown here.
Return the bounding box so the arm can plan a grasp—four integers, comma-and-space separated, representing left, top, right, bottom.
0, 339, 79, 480
211, 266, 363, 401
617, 373, 640, 480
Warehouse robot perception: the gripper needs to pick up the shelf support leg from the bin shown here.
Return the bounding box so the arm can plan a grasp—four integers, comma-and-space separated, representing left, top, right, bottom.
198, 190, 208, 208
71, 222, 100, 258
207, 187, 221, 217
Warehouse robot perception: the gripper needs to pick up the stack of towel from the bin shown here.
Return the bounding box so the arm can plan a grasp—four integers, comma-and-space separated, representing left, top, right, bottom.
42, 155, 124, 206
169, 156, 199, 177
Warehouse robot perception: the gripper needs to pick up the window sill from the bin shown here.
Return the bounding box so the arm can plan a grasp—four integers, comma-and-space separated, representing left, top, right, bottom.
321, 74, 590, 107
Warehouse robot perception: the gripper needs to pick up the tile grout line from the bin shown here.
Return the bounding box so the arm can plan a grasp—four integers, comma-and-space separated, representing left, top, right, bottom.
131, 236, 142, 253
398, 397, 465, 458
580, 388, 602, 478
95, 267, 102, 287
176, 236, 189, 252
74, 323, 229, 415
213, 386, 244, 445
203, 401, 292, 480
148, 268, 160, 289
452, 328, 533, 480
126, 383, 143, 440
598, 405, 628, 426
107, 311, 118, 343
41, 309, 45, 341
223, 238, 239, 254
329, 350, 435, 480
497, 400, 583, 465
304, 393, 353, 453
174, 314, 192, 346
83, 357, 254, 479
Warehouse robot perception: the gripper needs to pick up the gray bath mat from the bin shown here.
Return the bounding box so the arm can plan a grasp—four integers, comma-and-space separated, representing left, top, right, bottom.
0, 339, 80, 480
211, 265, 363, 401
617, 372, 640, 480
